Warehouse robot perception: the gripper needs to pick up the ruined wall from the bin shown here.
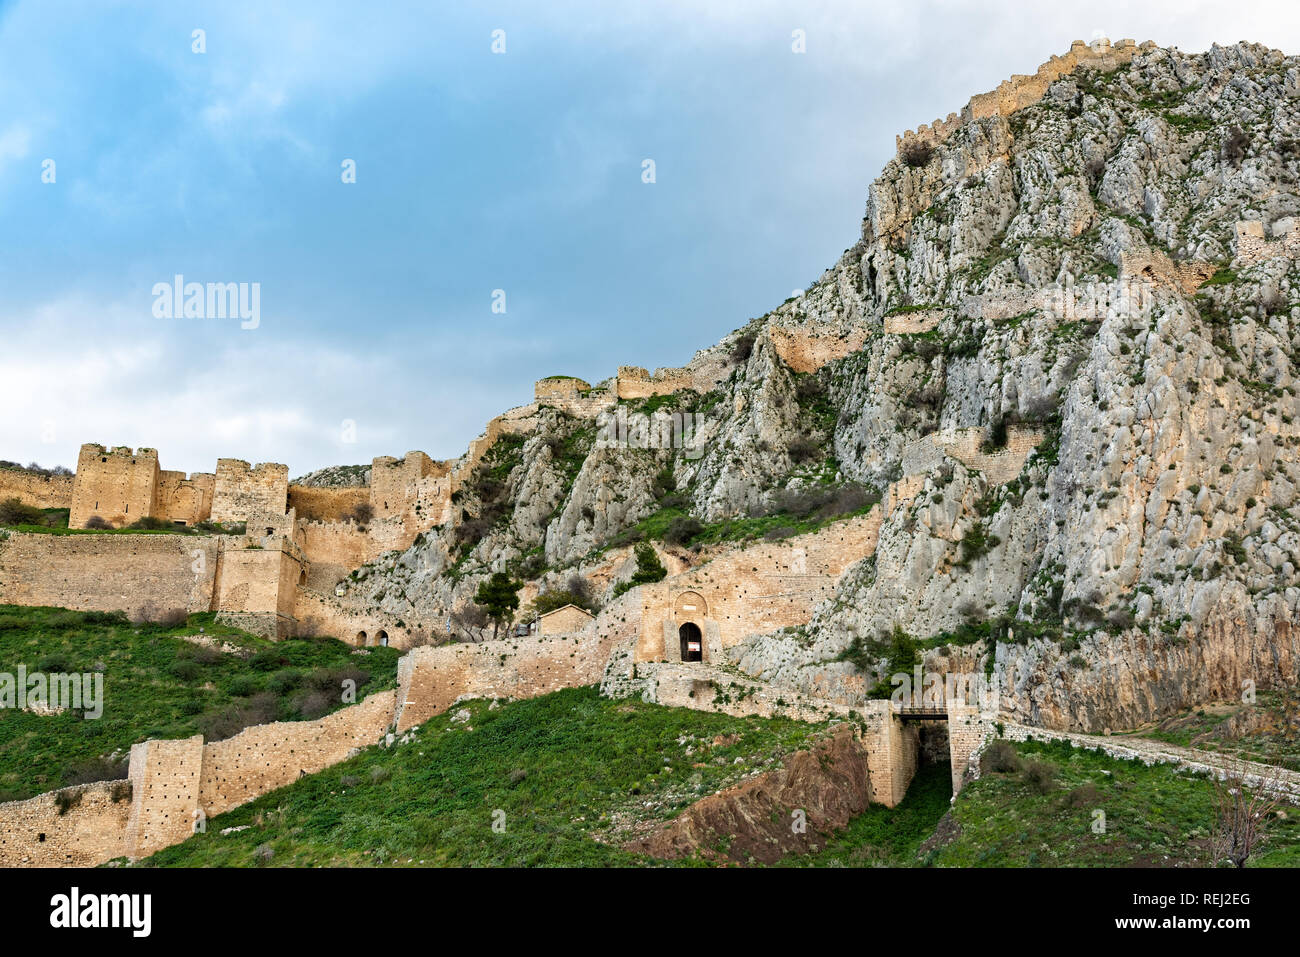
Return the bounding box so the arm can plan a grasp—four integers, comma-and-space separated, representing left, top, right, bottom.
211, 459, 288, 525
534, 377, 617, 418
69, 445, 160, 528
947, 701, 994, 796
0, 780, 132, 866
901, 426, 1043, 486
882, 309, 944, 335
768, 325, 871, 373
288, 485, 369, 523
897, 39, 1148, 153
614, 365, 720, 399
632, 512, 882, 663
394, 592, 641, 732
155, 470, 215, 526
0, 469, 73, 510
1234, 219, 1300, 267
0, 532, 220, 620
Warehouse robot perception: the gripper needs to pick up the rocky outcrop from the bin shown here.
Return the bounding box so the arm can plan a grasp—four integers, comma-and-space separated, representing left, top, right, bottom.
625, 725, 870, 863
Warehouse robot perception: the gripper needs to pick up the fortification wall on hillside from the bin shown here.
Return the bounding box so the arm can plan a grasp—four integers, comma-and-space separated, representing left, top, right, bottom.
768, 325, 871, 372
0, 532, 220, 620
901, 426, 1043, 486
0, 469, 73, 510
0, 780, 133, 867
896, 39, 1148, 154
1234, 219, 1300, 267
156, 470, 215, 526
632, 512, 883, 663
393, 592, 642, 731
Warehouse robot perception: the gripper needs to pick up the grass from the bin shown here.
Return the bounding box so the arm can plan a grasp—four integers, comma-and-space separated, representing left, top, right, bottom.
1125, 692, 1300, 772
779, 761, 951, 866
0, 605, 401, 802
140, 687, 836, 867
928, 738, 1300, 867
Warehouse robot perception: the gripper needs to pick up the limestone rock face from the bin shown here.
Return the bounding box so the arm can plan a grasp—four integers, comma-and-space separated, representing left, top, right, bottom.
348, 41, 1300, 731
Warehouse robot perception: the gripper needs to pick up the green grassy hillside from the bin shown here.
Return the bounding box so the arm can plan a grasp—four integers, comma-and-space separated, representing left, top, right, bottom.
0, 605, 400, 801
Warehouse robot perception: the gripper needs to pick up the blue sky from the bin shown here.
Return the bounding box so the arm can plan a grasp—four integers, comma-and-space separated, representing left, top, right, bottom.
2, 0, 1297, 476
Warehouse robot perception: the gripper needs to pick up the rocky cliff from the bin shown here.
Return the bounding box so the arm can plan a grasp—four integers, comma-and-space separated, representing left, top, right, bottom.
336, 40, 1300, 733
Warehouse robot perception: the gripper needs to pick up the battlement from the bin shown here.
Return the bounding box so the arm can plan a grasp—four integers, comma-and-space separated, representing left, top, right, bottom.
615, 365, 700, 399
896, 38, 1150, 154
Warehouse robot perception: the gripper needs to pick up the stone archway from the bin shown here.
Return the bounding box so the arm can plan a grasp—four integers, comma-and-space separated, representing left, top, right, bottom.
356, 630, 368, 646
376, 630, 389, 647
679, 622, 703, 662
674, 590, 707, 620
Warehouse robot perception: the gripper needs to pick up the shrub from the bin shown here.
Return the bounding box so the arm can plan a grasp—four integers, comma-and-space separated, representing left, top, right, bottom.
731, 332, 756, 363
169, 659, 201, 682
1064, 782, 1101, 808
664, 515, 703, 546
0, 497, 44, 526
788, 435, 821, 464
350, 502, 374, 526
1022, 759, 1057, 794
267, 668, 303, 694
1222, 125, 1249, 167
64, 756, 128, 787
84, 515, 112, 530
253, 844, 274, 865
128, 515, 172, 530
901, 139, 935, 168
980, 739, 1022, 774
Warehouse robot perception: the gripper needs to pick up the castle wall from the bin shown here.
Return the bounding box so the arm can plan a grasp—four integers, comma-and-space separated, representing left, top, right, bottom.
1234, 219, 1300, 267
0, 469, 74, 510
122, 736, 205, 860
632, 512, 883, 663
882, 310, 944, 335
287, 485, 369, 523
155, 470, 215, 526
292, 586, 427, 647
211, 459, 288, 526
768, 326, 871, 373
69, 445, 160, 529
393, 592, 641, 732
0, 780, 132, 866
0, 532, 220, 621
211, 542, 304, 638
295, 519, 373, 591
901, 426, 1043, 486
614, 365, 722, 399
197, 691, 396, 818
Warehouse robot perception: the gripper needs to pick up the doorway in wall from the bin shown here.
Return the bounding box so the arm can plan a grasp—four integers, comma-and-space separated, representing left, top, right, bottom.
679, 622, 703, 662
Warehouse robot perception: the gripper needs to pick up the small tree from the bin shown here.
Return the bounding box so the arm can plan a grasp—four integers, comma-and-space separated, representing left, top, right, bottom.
1211, 759, 1283, 868
474, 572, 521, 640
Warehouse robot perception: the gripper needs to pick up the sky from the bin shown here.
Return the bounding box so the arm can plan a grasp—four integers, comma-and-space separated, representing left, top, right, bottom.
2, 0, 1299, 477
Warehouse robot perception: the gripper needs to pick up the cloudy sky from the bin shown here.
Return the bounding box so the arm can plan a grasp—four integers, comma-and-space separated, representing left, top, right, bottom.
2, 0, 1298, 477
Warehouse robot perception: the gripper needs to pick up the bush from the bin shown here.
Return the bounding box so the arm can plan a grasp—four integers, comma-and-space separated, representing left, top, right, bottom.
1064, 782, 1101, 808
169, 659, 201, 682
267, 668, 303, 694
980, 740, 1023, 774
84, 515, 112, 530
664, 515, 704, 546
1022, 758, 1057, 794
1222, 125, 1249, 167
64, 755, 129, 787
128, 515, 172, 530
0, 497, 44, 526
731, 332, 756, 363
788, 436, 821, 464
901, 140, 935, 168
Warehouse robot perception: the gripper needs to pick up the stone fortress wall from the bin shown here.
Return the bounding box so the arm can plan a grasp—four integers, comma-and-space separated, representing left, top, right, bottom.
0, 467, 74, 510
